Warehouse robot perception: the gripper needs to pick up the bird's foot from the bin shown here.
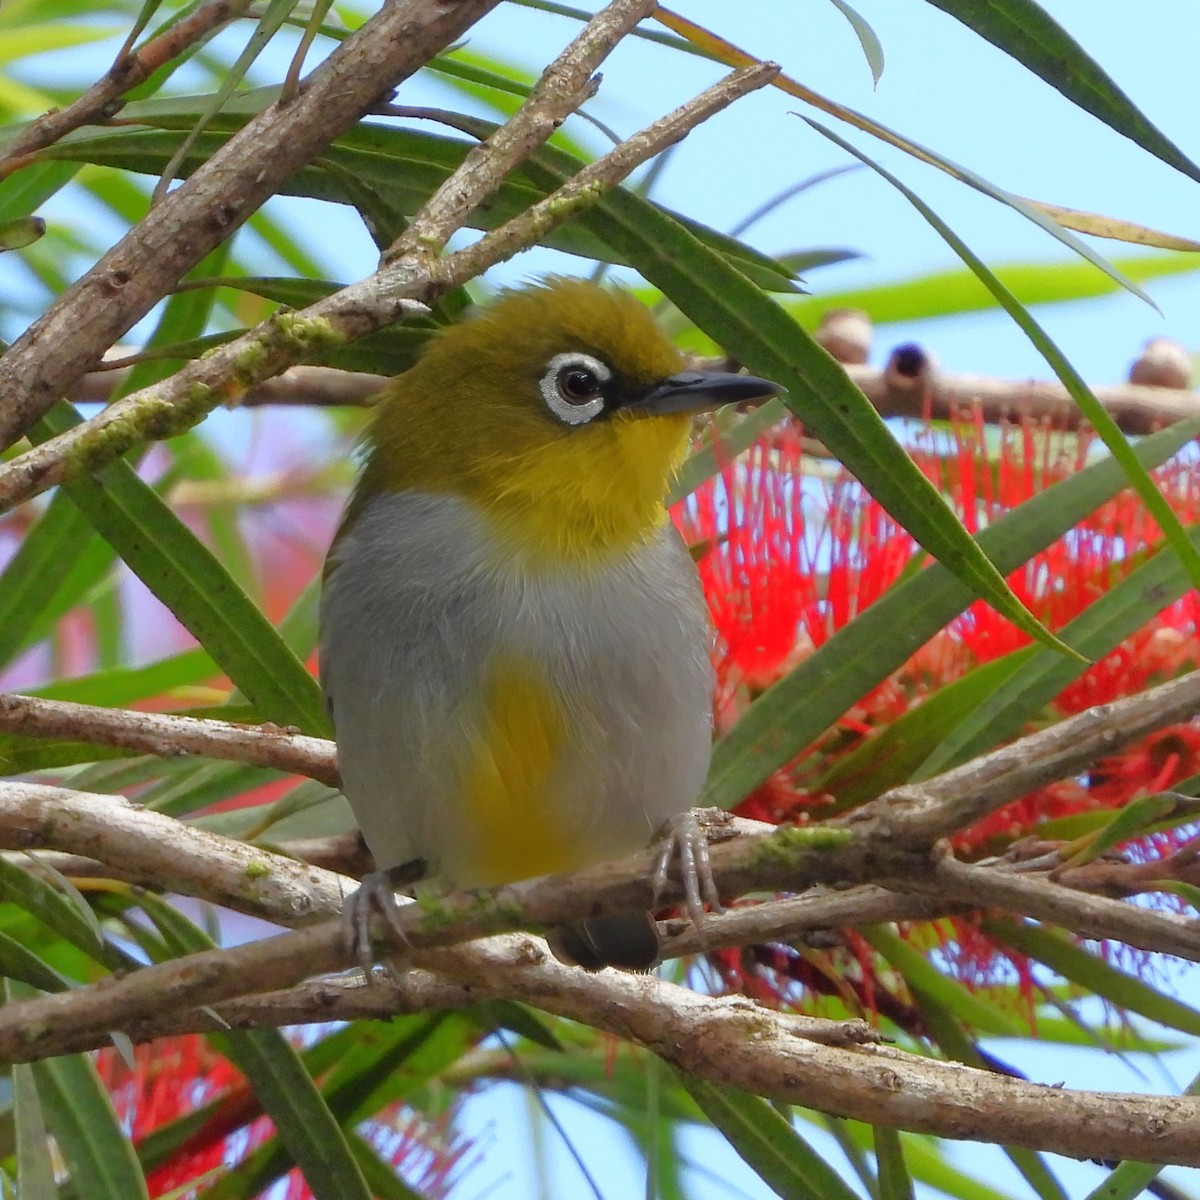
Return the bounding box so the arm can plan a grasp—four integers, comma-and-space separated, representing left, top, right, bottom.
342, 858, 427, 975
651, 808, 728, 938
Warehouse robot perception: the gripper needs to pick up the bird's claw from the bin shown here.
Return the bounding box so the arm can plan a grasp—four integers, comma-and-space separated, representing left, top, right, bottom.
651, 808, 725, 938
341, 860, 425, 977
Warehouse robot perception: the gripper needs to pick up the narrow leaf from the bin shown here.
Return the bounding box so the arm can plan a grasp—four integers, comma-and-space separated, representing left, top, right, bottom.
1028, 200, 1200, 251
863, 925, 1023, 1036
1059, 792, 1180, 867
987, 919, 1200, 1037
682, 1076, 860, 1200
922, 0, 1200, 184
653, 6, 1160, 304
0, 215, 43, 250
217, 1030, 372, 1200
36, 402, 329, 734
916, 523, 1200, 778
16, 982, 150, 1200
806, 118, 1200, 591
873, 1126, 912, 1200
827, 0, 884, 85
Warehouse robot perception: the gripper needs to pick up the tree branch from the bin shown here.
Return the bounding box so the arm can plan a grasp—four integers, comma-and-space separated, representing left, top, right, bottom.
0, 0, 504, 451
385, 0, 659, 260
0, 63, 777, 516
69, 347, 1199, 437
867, 669, 1200, 846
11, 920, 1200, 1167
0, 693, 340, 786
0, 0, 252, 176
4, 674, 1200, 1059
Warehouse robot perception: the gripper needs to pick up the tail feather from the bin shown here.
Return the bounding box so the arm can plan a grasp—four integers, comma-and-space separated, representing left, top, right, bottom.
547, 912, 660, 972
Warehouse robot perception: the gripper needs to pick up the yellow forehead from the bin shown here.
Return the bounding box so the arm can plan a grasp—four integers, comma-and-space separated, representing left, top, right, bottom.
422, 277, 685, 388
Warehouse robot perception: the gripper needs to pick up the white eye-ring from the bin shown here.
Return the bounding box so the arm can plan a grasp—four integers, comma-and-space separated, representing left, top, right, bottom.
539, 352, 611, 426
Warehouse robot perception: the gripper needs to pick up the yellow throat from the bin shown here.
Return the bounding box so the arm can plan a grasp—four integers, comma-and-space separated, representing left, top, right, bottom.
356, 278, 694, 568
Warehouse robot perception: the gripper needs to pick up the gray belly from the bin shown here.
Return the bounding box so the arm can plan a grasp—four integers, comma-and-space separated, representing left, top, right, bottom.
319, 491, 714, 885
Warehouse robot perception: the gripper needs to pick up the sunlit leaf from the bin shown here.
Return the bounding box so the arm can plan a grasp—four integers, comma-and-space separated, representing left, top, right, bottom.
805, 118, 1200, 591
922, 0, 1200, 184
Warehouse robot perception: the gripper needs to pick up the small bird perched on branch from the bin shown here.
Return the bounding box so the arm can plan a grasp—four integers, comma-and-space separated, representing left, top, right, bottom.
320, 277, 781, 969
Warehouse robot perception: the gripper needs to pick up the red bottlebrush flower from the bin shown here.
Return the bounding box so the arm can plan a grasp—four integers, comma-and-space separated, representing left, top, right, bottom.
97, 1033, 472, 1199
97, 1035, 264, 1198
676, 412, 1200, 1007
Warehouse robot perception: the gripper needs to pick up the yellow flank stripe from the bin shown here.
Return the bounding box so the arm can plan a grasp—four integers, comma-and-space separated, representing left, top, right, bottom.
456, 653, 580, 885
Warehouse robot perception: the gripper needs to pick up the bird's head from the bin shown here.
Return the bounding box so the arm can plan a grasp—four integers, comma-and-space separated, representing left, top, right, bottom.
356, 277, 781, 567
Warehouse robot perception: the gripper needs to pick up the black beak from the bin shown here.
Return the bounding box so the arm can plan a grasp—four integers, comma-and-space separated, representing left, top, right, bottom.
623, 370, 784, 416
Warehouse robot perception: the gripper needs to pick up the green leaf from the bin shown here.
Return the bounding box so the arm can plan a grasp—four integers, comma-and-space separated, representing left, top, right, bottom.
0, 927, 73, 992
986, 919, 1200, 1037
807, 118, 1200, 592
827, 0, 884, 85
6, 976, 59, 1200
215, 1030, 373, 1200
1081, 1062, 1200, 1200
0, 22, 119, 66
653, 7, 1159, 302
152, 0, 298, 200
0, 215, 44, 250
873, 1126, 912, 1200
0, 491, 116, 672
35, 402, 329, 734
702, 414, 1200, 812
0, 160, 79, 220
345, 1131, 426, 1200
815, 650, 1031, 809
901, 988, 1069, 1200
12, 1058, 57, 1200
922, 0, 1200, 184
44, 111, 797, 293
916, 522, 1200, 779
862, 926, 1023, 1036
0, 856, 130, 973
15, 981, 150, 1200
130, 896, 371, 1200
1059, 792, 1180, 867
766, 253, 1200, 341
31, 648, 218, 706
827, 1118, 1020, 1200
668, 397, 789, 504
1156, 880, 1200, 912
681, 1076, 861, 1200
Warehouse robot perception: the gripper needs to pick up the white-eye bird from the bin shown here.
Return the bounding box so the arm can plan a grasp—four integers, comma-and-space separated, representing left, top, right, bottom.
320, 277, 781, 969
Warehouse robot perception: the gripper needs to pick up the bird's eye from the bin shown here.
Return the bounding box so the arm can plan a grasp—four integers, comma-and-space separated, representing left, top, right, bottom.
558, 366, 602, 405
539, 352, 611, 426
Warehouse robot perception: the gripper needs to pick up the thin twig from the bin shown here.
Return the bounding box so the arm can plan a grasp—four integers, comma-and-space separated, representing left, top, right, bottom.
0, 0, 252, 177
421, 63, 779, 289
0, 693, 340, 787
387, 0, 658, 261
864, 670, 1200, 847
883, 850, 1200, 963
0, 63, 778, 516
68, 352, 1200, 437
859, 359, 1200, 436
0, 0, 503, 452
